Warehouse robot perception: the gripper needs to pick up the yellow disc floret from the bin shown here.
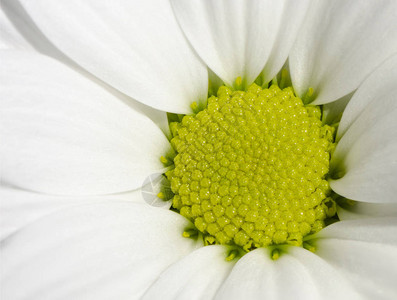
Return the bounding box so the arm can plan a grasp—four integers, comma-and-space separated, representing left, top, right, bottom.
165, 83, 336, 251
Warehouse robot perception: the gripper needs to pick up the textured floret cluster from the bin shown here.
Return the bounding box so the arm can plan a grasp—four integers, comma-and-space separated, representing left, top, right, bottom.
166, 84, 336, 251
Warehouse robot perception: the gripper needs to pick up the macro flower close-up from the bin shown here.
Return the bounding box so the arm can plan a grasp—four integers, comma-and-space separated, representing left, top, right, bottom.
1, 0, 397, 299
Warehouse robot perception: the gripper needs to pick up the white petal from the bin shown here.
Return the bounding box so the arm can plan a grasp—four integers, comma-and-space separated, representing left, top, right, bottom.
1, 51, 170, 195
290, 0, 397, 104
143, 245, 234, 300
330, 56, 397, 203
215, 249, 277, 299
216, 247, 359, 300
137, 105, 170, 139
259, 1, 310, 84
283, 247, 360, 300
2, 0, 174, 135
1, 202, 200, 300
329, 103, 397, 203
311, 218, 397, 299
338, 202, 397, 221
337, 54, 397, 139
2, 0, 81, 67
0, 6, 32, 50
17, 0, 207, 113
314, 217, 397, 244
0, 185, 147, 241
171, 0, 310, 87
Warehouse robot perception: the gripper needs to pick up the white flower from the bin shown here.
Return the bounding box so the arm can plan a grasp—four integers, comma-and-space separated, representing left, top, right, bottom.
1, 0, 397, 299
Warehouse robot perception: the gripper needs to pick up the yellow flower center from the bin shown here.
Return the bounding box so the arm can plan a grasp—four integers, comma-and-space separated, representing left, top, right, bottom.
164, 83, 337, 251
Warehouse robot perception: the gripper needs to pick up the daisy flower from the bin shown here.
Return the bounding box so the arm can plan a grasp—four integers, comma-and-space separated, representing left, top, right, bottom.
1, 0, 397, 299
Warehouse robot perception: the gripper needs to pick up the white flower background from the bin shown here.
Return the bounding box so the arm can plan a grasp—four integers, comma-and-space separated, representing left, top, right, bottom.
1, 0, 397, 299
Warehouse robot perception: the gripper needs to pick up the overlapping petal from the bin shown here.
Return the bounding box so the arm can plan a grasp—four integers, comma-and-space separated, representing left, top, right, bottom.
171, 0, 310, 88
215, 247, 359, 299
329, 55, 397, 203
0, 185, 145, 240
312, 218, 397, 299
290, 0, 397, 105
337, 202, 397, 221
1, 51, 170, 195
1, 1, 172, 136
1, 202, 200, 300
14, 0, 207, 113
0, 6, 32, 50
337, 54, 397, 139
143, 245, 234, 300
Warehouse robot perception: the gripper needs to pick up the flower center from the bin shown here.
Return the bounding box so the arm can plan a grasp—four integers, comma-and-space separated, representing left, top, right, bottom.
164, 83, 337, 252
